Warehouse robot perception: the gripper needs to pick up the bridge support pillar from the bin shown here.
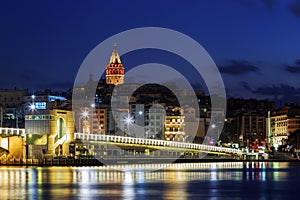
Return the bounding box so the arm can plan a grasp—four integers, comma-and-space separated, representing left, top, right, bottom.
45, 134, 55, 158
62, 132, 74, 156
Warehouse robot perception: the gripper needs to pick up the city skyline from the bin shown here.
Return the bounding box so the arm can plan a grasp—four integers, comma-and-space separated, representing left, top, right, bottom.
1, 0, 300, 104
2, 2, 300, 199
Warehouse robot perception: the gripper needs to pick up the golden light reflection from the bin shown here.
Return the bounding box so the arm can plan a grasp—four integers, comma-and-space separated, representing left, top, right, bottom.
122, 171, 135, 200
0, 162, 293, 199
0, 168, 27, 199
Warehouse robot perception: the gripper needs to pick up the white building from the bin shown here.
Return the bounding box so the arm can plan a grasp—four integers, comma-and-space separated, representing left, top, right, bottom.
146, 104, 165, 139
269, 105, 300, 149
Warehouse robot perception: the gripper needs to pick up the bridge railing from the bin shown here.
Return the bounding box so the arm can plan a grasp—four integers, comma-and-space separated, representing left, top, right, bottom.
74, 133, 242, 154
0, 127, 26, 137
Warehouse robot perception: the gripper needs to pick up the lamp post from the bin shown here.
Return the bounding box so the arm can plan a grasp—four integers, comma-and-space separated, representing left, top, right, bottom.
79, 110, 89, 133
28, 94, 36, 114
211, 123, 219, 145
123, 115, 134, 136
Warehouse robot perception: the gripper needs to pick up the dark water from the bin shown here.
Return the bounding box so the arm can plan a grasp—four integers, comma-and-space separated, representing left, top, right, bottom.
0, 162, 300, 199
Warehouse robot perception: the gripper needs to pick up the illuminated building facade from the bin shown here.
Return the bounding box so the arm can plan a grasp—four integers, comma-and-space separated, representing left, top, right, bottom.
25, 109, 74, 158
92, 108, 106, 134
105, 43, 124, 85
76, 107, 107, 134
164, 115, 185, 142
0, 135, 25, 164
269, 105, 300, 148
164, 107, 185, 141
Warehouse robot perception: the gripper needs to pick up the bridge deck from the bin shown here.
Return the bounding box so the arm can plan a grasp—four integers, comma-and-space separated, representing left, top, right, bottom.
74, 133, 242, 155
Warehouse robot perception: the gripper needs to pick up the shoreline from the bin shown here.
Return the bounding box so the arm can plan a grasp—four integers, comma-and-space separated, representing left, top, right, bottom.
1, 157, 300, 167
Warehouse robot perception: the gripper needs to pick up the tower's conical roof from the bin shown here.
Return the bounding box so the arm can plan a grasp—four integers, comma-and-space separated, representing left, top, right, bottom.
109, 43, 121, 64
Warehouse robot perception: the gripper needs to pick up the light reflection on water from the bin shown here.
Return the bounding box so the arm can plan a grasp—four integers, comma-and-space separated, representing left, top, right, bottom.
0, 162, 299, 199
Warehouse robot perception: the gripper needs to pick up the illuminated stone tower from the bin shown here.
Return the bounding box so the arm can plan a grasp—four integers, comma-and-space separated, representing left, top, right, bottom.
106, 43, 124, 85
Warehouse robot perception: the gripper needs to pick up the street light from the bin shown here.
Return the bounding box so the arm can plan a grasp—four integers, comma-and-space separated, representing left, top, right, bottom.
124, 115, 134, 125
123, 115, 134, 136
28, 103, 36, 113
211, 123, 219, 145
28, 94, 36, 113
79, 110, 89, 133
138, 110, 143, 116
29, 104, 36, 110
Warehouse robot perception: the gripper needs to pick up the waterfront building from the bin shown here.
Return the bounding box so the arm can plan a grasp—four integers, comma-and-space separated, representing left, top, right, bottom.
224, 98, 275, 147
76, 107, 107, 134
25, 107, 74, 159
92, 108, 107, 134
269, 105, 300, 149
164, 107, 185, 142
237, 112, 266, 147
0, 135, 25, 164
146, 104, 165, 139
130, 103, 166, 139
164, 115, 185, 142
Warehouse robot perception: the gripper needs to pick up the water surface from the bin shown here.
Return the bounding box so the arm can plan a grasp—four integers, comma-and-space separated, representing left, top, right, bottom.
0, 162, 299, 199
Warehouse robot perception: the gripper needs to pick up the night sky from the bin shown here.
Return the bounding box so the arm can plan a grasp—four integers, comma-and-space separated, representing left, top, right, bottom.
1, 0, 300, 104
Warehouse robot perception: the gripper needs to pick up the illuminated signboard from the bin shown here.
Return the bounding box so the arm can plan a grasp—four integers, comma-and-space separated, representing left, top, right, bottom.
35, 102, 47, 109
48, 95, 67, 102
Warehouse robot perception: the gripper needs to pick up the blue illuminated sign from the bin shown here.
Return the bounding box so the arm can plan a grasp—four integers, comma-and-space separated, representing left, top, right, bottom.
48, 95, 67, 102
35, 102, 47, 109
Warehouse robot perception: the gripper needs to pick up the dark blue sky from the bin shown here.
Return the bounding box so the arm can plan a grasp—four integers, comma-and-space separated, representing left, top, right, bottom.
1, 0, 300, 104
